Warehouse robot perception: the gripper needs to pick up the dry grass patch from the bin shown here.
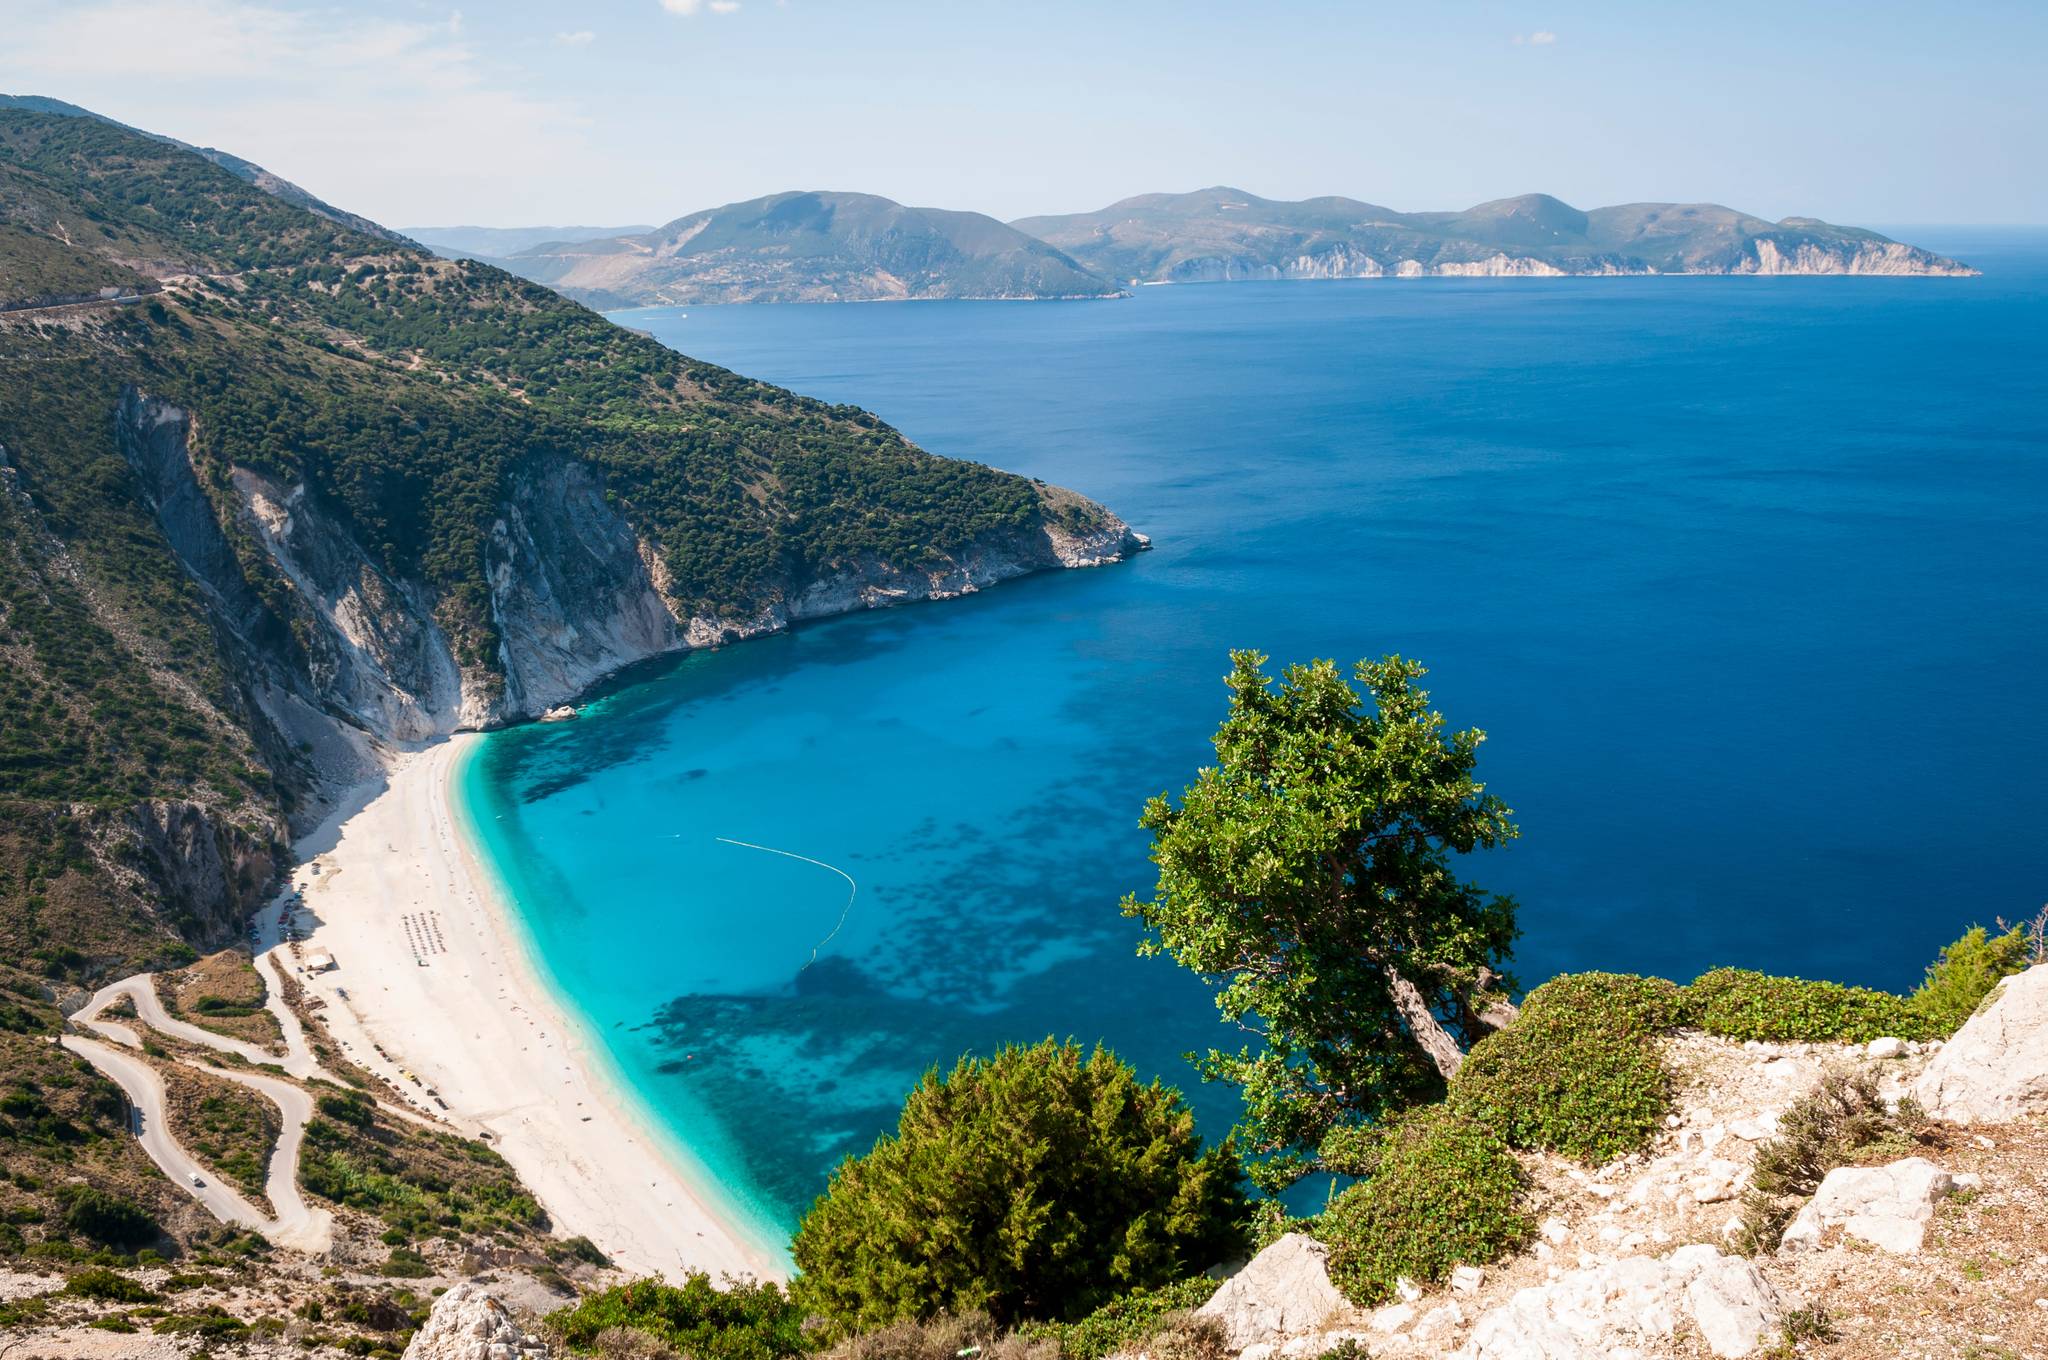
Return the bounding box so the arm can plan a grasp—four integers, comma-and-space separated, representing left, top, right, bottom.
160, 1063, 279, 1208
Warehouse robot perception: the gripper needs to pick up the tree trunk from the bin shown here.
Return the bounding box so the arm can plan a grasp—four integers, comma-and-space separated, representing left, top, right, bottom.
1386, 967, 1466, 1081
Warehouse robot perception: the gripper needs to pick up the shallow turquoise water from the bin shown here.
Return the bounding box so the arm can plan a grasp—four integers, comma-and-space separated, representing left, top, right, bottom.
460, 231, 2048, 1251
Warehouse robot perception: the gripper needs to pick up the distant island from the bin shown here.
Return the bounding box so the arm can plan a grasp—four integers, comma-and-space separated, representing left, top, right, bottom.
447, 185, 1972, 308
1012, 187, 1976, 282
485, 191, 1124, 307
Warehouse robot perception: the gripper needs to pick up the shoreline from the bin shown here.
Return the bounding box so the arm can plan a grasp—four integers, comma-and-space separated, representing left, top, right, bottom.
272, 734, 785, 1280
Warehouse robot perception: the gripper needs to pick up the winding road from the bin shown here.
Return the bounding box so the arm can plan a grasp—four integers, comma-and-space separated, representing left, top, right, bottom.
64, 972, 335, 1253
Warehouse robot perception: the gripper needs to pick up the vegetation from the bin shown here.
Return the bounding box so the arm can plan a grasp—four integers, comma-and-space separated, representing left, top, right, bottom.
1018, 1278, 1218, 1360
1449, 972, 1685, 1163
1734, 1070, 1927, 1254
297, 1087, 546, 1243
1907, 924, 2034, 1036
1314, 1104, 1529, 1305
64, 1266, 158, 1303
158, 951, 283, 1048
550, 1276, 808, 1360
822, 1314, 1055, 1360
161, 1065, 279, 1200
1687, 967, 1929, 1044
1122, 652, 1519, 1188
791, 1040, 1247, 1332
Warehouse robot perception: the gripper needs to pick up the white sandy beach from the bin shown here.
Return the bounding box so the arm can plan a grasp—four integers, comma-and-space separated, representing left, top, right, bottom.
267, 735, 782, 1281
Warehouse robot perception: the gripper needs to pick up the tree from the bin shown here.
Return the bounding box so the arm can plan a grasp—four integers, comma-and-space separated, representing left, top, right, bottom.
790, 1039, 1247, 1333
1121, 652, 1519, 1188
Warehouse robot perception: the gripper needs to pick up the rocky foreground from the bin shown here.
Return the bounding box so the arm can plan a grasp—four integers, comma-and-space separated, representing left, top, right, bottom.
4, 965, 2043, 1360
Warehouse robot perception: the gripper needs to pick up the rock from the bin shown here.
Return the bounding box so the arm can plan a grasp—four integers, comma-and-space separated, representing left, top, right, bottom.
1692, 1158, 1747, 1203
1452, 1266, 1485, 1294
1396, 1276, 1424, 1303
403, 1283, 548, 1360
1371, 1303, 1416, 1334
1414, 1302, 1466, 1341
1457, 1246, 1781, 1359
1197, 1233, 1363, 1350
1779, 1157, 1956, 1254
1539, 1218, 1569, 1245
1914, 965, 2048, 1123
1867, 1036, 1907, 1059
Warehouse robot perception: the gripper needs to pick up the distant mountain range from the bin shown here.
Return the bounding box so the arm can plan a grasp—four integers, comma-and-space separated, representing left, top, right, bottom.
1012, 187, 1975, 282
405, 223, 655, 260
455, 185, 1971, 306
490, 192, 1121, 307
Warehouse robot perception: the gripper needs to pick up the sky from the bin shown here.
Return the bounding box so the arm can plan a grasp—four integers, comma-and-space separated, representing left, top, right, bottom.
2, 0, 2041, 230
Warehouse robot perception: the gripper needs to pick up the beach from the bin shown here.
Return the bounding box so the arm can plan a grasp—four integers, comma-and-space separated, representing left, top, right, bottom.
271, 735, 782, 1281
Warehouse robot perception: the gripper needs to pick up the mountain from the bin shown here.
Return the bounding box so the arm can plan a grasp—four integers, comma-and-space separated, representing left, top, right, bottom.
405, 223, 657, 261
0, 93, 409, 245
0, 104, 1138, 978
1011, 187, 1976, 281
500, 191, 1123, 306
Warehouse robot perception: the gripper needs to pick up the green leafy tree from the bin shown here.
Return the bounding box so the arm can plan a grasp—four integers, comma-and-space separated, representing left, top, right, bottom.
1121, 652, 1519, 1188
791, 1040, 1247, 1333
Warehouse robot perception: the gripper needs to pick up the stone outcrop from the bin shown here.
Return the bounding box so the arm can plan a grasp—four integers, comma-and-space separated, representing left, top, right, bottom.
1195, 1234, 1364, 1352
1913, 965, 2048, 1123
1458, 1245, 1783, 1360
1780, 1157, 1958, 1255
401, 1282, 550, 1360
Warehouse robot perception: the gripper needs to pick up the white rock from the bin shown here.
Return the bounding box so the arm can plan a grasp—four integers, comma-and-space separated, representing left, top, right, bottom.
402, 1283, 548, 1360
1914, 965, 2048, 1123
1370, 1303, 1416, 1334
1598, 1225, 1624, 1244
1414, 1301, 1466, 1339
1457, 1246, 1781, 1359
1197, 1234, 1364, 1349
1728, 1112, 1782, 1141
1451, 1265, 1485, 1294
1779, 1157, 1956, 1255
1396, 1276, 1424, 1303
1692, 1158, 1747, 1203
1954, 1172, 1982, 1190
1539, 1217, 1570, 1245
1867, 1036, 1907, 1059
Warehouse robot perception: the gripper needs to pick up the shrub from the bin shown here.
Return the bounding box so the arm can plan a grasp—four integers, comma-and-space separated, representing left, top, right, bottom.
1908, 925, 2032, 1036
1020, 1278, 1218, 1360
824, 1313, 1055, 1360
65, 1267, 158, 1303
60, 1187, 158, 1249
791, 1041, 1248, 1331
1314, 1105, 1529, 1306
1733, 1070, 1923, 1254
549, 1276, 807, 1360
1687, 968, 1926, 1044
1447, 972, 1678, 1163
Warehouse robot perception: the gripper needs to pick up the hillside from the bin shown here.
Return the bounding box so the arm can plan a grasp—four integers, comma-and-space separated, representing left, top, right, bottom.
1012, 187, 1976, 281
0, 103, 1138, 981
500, 191, 1122, 306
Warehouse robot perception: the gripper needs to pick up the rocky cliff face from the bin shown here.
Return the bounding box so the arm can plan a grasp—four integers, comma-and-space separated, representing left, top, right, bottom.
115, 386, 1142, 803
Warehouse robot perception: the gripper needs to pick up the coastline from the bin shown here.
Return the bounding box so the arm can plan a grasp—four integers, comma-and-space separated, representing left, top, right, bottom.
275, 734, 785, 1280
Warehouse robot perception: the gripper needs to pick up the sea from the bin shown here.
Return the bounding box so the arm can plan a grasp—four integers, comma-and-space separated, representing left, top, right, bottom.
454, 229, 2048, 1257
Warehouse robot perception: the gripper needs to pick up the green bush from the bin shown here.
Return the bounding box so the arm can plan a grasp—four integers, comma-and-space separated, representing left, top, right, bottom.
1019, 1278, 1218, 1360
549, 1275, 806, 1360
1908, 925, 2032, 1036
792, 1041, 1248, 1331
1315, 1105, 1529, 1306
65, 1267, 158, 1303
1446, 972, 1677, 1163
60, 1187, 158, 1249
1688, 968, 1926, 1043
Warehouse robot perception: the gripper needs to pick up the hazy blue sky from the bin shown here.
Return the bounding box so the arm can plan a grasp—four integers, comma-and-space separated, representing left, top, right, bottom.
3, 0, 2041, 228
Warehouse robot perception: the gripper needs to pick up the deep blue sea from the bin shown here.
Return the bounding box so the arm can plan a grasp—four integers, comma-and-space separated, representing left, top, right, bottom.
457, 229, 2048, 1255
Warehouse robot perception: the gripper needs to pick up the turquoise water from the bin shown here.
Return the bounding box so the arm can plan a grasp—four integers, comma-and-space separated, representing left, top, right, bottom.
460, 230, 2048, 1251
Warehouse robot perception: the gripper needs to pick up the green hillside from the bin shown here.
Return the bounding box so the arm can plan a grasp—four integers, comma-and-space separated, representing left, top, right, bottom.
504, 190, 1122, 305
1012, 186, 1975, 280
